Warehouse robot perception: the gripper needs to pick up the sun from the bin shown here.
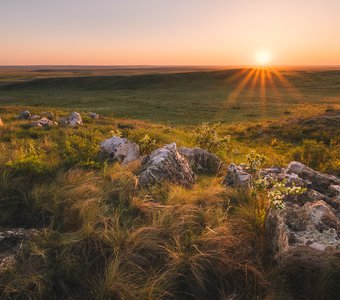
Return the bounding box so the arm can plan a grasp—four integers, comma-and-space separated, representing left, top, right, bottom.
256, 50, 272, 66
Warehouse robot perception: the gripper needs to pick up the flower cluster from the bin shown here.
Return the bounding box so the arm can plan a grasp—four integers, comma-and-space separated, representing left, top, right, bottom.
267, 181, 307, 210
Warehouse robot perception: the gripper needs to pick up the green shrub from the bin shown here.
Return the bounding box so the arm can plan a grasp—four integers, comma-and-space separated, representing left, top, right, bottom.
292, 139, 331, 170
6, 142, 45, 173
62, 132, 100, 167
138, 134, 157, 155
193, 122, 230, 153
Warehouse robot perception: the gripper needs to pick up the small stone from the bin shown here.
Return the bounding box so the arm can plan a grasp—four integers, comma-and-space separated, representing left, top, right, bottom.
18, 110, 31, 120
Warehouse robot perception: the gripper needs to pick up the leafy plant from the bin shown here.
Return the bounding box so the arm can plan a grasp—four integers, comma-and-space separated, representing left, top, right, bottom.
138, 134, 157, 155
193, 122, 230, 153
292, 139, 331, 170
246, 151, 266, 173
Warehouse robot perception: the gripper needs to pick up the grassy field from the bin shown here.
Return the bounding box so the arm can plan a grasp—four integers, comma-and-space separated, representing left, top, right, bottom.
0, 67, 340, 299
1, 66, 339, 124
0, 105, 339, 299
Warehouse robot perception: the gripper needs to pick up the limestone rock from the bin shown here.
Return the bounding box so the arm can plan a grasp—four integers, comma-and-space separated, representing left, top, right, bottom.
100, 136, 140, 165
266, 200, 339, 265
223, 163, 252, 188
68, 111, 83, 127
178, 146, 224, 174
30, 114, 41, 120
285, 161, 340, 194
138, 143, 195, 188
32, 117, 57, 128
0, 228, 38, 268
18, 110, 31, 120
88, 112, 99, 119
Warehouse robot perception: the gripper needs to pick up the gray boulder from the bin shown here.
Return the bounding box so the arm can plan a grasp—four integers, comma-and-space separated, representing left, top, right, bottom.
68, 111, 83, 127
32, 117, 57, 128
223, 163, 252, 188
138, 143, 195, 188
178, 146, 224, 174
18, 110, 31, 120
88, 112, 99, 119
100, 136, 139, 165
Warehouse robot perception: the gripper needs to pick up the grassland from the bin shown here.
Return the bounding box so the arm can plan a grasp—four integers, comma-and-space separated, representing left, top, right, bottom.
0, 67, 340, 299
1, 66, 339, 124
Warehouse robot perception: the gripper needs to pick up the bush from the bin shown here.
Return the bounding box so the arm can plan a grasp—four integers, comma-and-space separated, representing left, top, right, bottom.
292, 139, 331, 170
193, 122, 230, 153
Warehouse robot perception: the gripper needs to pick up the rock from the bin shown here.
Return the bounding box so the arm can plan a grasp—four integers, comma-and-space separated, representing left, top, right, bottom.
88, 112, 99, 119
100, 136, 140, 165
32, 117, 57, 128
41, 111, 54, 120
223, 163, 252, 188
329, 185, 340, 200
138, 143, 195, 188
0, 118, 3, 127
68, 111, 83, 127
18, 110, 31, 120
266, 200, 339, 263
0, 228, 38, 268
178, 146, 224, 174
30, 114, 41, 120
285, 161, 340, 194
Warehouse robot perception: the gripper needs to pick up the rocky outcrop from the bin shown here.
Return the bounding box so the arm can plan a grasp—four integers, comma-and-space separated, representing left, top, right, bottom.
0, 228, 38, 268
178, 147, 224, 174
266, 200, 339, 261
100, 136, 140, 165
138, 143, 195, 188
223, 163, 252, 188
32, 117, 57, 128
265, 161, 340, 280
18, 110, 31, 120
285, 161, 340, 194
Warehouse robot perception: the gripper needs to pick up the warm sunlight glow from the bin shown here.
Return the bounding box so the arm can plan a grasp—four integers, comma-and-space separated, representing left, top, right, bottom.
256, 50, 272, 66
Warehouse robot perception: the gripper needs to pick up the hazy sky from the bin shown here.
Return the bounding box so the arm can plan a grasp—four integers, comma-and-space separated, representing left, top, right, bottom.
1, 0, 340, 65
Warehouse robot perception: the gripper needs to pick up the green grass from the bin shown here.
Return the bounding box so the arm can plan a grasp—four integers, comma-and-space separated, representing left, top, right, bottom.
0, 66, 339, 299
1, 67, 339, 124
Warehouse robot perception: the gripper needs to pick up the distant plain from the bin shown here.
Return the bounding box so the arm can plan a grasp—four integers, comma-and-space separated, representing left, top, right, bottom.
0, 66, 339, 124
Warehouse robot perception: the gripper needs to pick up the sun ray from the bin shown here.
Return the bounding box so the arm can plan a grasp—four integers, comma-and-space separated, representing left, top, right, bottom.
226, 68, 256, 105
266, 68, 281, 98
225, 68, 249, 85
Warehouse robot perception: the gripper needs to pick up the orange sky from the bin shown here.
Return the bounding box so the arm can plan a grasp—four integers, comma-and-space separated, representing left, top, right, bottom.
1, 0, 340, 66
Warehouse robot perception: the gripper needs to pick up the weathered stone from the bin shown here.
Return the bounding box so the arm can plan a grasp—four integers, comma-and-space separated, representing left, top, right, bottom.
100, 136, 140, 165
32, 117, 57, 128
266, 200, 339, 264
285, 161, 340, 194
41, 111, 54, 120
0, 228, 38, 268
329, 185, 340, 200
68, 111, 83, 127
138, 143, 195, 188
30, 114, 41, 120
88, 112, 99, 119
223, 163, 252, 188
18, 110, 31, 120
178, 146, 224, 174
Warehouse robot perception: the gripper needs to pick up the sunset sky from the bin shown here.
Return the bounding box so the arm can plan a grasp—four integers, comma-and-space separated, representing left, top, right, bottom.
1, 0, 340, 66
